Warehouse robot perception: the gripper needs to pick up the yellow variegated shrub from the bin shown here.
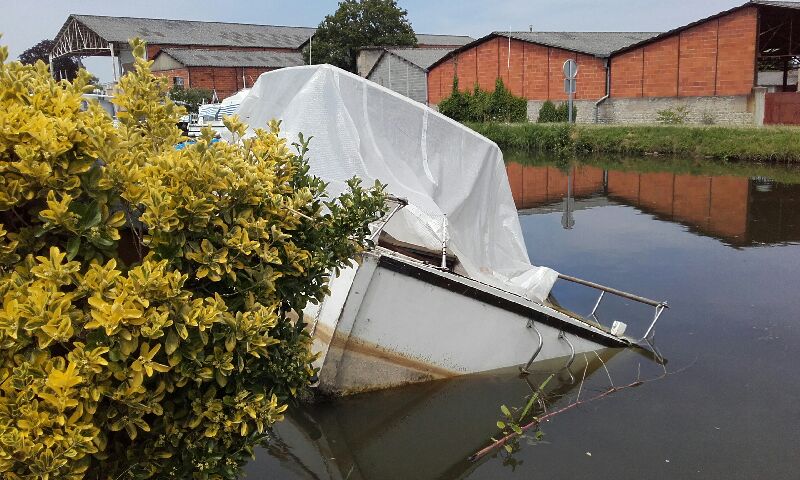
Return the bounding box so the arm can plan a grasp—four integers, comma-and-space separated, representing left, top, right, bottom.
0, 38, 386, 479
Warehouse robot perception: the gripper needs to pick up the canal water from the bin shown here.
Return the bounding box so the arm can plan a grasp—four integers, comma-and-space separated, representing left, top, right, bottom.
245, 155, 800, 479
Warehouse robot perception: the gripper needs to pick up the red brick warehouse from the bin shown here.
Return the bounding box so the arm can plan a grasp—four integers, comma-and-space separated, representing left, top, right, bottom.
427, 1, 800, 125
49, 14, 315, 99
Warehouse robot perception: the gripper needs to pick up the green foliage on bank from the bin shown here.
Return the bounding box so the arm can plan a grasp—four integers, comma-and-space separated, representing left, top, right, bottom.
536, 100, 577, 123
438, 78, 527, 123
468, 123, 800, 163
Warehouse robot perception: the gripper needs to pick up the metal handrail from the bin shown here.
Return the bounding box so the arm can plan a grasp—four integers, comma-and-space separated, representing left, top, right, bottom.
558, 331, 576, 369
368, 195, 408, 243
557, 273, 669, 343
557, 273, 667, 308
519, 320, 544, 375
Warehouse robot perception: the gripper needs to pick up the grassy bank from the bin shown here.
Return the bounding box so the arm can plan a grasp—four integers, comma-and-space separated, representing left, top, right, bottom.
468, 123, 800, 163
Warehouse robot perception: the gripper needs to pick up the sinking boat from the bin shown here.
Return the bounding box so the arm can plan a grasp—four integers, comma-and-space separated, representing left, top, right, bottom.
234, 65, 668, 396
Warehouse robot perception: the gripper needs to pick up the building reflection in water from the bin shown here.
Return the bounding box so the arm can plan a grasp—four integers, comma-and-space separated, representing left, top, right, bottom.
506, 163, 800, 246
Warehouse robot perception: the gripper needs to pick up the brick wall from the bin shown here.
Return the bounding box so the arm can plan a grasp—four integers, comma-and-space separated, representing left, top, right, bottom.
523, 43, 549, 100
643, 36, 680, 97
428, 36, 608, 104
187, 66, 273, 98
152, 68, 189, 88
457, 48, 478, 92
526, 93, 757, 125
426, 66, 439, 103
498, 38, 525, 96
610, 49, 644, 97
716, 7, 758, 95
678, 18, 719, 96
476, 38, 500, 91
609, 6, 757, 99
597, 95, 754, 124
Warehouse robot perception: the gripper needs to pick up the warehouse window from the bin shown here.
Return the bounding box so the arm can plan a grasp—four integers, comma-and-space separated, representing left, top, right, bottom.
173, 77, 185, 88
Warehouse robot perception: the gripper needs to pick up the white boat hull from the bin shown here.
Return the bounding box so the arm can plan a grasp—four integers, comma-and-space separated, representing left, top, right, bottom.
308, 250, 630, 396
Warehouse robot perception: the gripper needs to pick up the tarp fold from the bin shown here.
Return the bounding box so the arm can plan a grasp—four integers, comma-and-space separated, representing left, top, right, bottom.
235, 65, 558, 302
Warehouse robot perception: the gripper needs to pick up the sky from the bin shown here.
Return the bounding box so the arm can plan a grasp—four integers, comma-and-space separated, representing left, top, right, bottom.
1, 0, 759, 82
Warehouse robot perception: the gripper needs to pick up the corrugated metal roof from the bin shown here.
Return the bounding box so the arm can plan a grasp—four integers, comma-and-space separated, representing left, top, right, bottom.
415, 34, 474, 46
308, 33, 473, 50
751, 1, 800, 9
496, 31, 660, 57
69, 14, 315, 49
386, 47, 456, 70
157, 48, 304, 68
613, 1, 800, 56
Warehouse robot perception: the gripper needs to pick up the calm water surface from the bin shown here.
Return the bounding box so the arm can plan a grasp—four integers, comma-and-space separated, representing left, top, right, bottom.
245, 156, 800, 479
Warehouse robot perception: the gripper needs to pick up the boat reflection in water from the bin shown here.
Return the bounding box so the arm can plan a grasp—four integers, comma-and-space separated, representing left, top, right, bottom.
245, 350, 623, 480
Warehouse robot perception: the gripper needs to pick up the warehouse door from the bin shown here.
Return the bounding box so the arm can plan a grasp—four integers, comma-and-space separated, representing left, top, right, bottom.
765, 93, 800, 125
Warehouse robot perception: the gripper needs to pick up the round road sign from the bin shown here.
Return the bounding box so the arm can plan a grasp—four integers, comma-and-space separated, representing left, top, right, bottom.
563, 59, 578, 79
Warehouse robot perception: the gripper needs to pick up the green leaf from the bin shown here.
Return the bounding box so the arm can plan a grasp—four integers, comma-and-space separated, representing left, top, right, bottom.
73, 201, 102, 229
68, 157, 96, 174
165, 329, 180, 355
215, 369, 228, 387
500, 405, 511, 418
66, 236, 81, 260
496, 421, 506, 429
176, 323, 188, 340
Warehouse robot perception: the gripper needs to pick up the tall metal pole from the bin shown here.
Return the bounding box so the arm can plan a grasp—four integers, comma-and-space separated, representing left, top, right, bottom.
110, 44, 118, 82
568, 87, 574, 124
507, 29, 511, 70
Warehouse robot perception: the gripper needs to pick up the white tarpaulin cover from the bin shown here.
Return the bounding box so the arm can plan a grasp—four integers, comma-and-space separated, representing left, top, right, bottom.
235, 65, 558, 302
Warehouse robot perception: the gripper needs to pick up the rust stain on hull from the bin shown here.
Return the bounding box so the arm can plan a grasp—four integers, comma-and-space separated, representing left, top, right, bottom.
311, 321, 460, 395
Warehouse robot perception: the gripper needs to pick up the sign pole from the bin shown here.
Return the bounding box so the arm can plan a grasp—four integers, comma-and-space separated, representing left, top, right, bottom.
568, 87, 574, 124
563, 59, 578, 124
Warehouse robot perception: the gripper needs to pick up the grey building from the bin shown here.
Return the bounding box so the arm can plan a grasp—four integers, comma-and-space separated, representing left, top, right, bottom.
365, 48, 457, 104
355, 34, 473, 79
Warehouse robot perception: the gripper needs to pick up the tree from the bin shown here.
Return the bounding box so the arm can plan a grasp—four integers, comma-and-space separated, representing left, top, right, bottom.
169, 85, 214, 113
18, 39, 80, 80
305, 0, 416, 72
0, 39, 386, 479
438, 77, 528, 123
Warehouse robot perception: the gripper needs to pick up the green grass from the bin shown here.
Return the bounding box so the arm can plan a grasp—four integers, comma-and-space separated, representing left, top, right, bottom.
468, 123, 800, 163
